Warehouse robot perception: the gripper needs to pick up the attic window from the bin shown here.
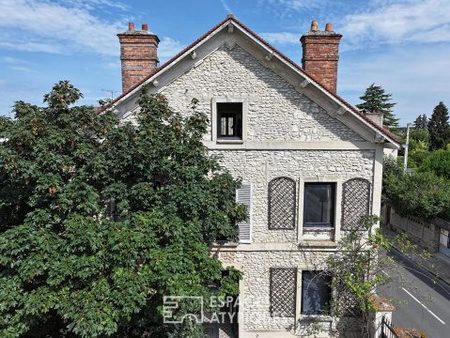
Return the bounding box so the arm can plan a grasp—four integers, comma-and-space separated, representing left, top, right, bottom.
217, 102, 242, 140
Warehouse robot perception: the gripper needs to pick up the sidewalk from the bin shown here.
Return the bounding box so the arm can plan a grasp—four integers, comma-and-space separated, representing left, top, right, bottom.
382, 225, 450, 286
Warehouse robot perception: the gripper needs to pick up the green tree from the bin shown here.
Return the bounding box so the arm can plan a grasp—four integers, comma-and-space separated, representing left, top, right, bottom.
419, 148, 450, 180
428, 101, 450, 150
414, 114, 428, 130
0, 82, 244, 338
384, 171, 450, 220
357, 83, 399, 128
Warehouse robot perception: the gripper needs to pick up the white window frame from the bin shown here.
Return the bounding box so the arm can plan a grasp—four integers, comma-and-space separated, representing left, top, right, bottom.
211, 97, 248, 144
298, 176, 343, 243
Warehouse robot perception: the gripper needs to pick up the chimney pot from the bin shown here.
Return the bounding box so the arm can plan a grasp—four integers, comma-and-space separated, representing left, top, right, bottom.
128, 22, 135, 31
311, 20, 319, 32
142, 23, 148, 31
325, 23, 333, 32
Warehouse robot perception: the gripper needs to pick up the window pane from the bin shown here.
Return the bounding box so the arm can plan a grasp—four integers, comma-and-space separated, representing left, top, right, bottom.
216, 103, 243, 139
304, 183, 335, 227
220, 116, 227, 136
301, 271, 331, 315
227, 116, 234, 136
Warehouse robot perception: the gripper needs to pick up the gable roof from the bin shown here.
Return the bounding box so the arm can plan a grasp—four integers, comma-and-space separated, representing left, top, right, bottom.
101, 15, 400, 147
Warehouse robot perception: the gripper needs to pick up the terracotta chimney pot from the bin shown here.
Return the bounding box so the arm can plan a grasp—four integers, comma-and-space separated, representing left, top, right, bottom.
325, 23, 333, 32
311, 20, 319, 32
128, 22, 135, 31
142, 23, 148, 31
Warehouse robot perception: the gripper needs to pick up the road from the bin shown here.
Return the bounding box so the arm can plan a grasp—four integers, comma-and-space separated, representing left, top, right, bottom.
378, 248, 450, 338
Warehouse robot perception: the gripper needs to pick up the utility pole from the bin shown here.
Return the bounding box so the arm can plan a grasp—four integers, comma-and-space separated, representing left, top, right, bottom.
403, 123, 412, 173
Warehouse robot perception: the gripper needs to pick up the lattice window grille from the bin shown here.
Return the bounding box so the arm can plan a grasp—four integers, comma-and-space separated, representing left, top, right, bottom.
268, 177, 296, 229
341, 178, 371, 230
270, 268, 297, 317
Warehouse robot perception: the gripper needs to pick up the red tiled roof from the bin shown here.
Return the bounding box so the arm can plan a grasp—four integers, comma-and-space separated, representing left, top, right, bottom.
100, 16, 400, 145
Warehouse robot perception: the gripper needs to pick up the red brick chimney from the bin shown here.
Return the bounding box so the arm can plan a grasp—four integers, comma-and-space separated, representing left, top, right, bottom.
117, 23, 160, 93
300, 20, 342, 93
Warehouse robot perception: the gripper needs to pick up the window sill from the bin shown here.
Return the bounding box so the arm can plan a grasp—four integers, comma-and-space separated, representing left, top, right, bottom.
216, 138, 244, 144
303, 226, 334, 231
299, 314, 333, 322
298, 240, 337, 248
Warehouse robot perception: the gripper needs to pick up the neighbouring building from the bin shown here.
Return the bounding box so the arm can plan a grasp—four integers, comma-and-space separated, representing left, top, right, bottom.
103, 15, 400, 338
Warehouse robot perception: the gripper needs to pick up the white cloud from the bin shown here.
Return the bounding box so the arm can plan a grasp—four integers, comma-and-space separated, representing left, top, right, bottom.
0, 0, 183, 59
260, 32, 299, 45
340, 0, 450, 49
219, 0, 232, 13
158, 37, 185, 62
0, 0, 126, 55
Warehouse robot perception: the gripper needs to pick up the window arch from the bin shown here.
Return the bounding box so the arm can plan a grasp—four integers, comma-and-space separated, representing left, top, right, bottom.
268, 177, 296, 229
341, 178, 371, 229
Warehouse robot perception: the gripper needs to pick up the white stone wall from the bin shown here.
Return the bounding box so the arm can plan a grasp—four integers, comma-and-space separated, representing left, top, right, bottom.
212, 150, 374, 243
122, 42, 379, 337
160, 45, 364, 143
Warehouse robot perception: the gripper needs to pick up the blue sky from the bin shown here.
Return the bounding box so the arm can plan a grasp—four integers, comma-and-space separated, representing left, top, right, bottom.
1, 0, 449, 125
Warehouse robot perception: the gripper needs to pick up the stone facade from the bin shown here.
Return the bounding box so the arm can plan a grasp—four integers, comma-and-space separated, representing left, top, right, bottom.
160, 45, 363, 143
115, 19, 392, 337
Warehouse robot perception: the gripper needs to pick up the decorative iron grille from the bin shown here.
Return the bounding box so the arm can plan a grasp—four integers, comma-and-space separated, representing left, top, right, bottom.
268, 177, 296, 229
341, 178, 371, 230
270, 268, 297, 317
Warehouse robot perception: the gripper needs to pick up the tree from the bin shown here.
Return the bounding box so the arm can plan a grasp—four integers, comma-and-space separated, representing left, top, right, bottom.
428, 101, 450, 150
414, 114, 428, 130
384, 171, 450, 220
0, 81, 244, 337
357, 84, 399, 128
419, 148, 450, 180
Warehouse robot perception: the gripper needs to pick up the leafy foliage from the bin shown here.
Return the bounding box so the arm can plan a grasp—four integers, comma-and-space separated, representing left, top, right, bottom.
384, 171, 450, 220
419, 148, 450, 180
0, 82, 244, 337
325, 216, 390, 336
357, 83, 399, 128
428, 101, 450, 150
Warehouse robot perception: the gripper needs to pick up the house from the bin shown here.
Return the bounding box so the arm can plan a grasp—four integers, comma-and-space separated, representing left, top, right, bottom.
104, 16, 400, 338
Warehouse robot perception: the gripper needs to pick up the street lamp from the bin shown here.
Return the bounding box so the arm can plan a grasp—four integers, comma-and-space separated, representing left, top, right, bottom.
403, 123, 412, 172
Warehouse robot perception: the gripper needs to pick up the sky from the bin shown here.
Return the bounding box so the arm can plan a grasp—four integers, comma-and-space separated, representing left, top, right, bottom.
0, 0, 449, 125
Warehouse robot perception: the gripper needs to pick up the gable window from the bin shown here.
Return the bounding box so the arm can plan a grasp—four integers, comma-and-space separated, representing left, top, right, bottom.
304, 183, 335, 228
217, 102, 242, 139
301, 271, 331, 315
270, 268, 297, 317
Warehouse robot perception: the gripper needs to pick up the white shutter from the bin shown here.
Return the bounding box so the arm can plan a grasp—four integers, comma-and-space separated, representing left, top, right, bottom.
236, 184, 252, 243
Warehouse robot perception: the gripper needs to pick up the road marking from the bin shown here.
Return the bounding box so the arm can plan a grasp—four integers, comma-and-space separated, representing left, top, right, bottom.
401, 287, 446, 325
381, 270, 390, 277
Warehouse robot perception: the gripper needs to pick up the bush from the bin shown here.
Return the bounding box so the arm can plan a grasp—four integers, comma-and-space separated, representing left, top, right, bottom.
384, 171, 450, 220
419, 149, 450, 179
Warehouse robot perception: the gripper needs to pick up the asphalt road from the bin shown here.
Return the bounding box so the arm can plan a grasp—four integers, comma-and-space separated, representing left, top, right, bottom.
378, 248, 450, 338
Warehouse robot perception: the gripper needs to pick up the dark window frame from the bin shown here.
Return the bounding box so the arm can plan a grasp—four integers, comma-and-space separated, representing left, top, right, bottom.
303, 182, 336, 228
217, 102, 243, 140
301, 270, 332, 316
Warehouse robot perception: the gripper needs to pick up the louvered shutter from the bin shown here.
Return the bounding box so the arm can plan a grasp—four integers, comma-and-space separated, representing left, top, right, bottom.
236, 184, 252, 243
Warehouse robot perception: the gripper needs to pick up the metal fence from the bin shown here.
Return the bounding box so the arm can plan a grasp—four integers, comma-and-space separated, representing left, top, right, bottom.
380, 316, 399, 338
